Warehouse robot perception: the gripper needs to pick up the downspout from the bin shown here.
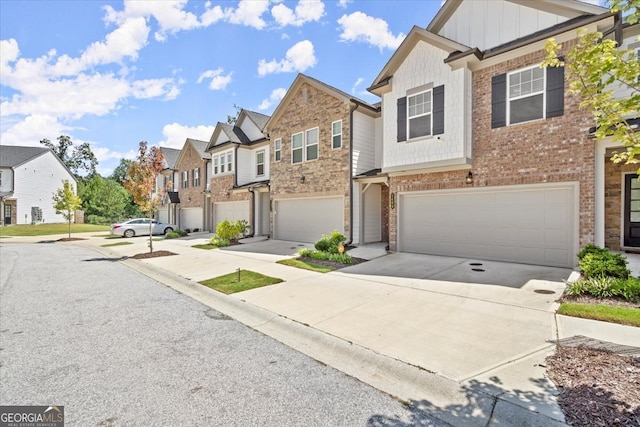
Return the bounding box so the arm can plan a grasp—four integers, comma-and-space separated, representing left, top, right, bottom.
347, 102, 359, 245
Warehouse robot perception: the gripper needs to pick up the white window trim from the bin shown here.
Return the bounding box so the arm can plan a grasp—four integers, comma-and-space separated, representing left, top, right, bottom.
506, 64, 546, 126
407, 89, 433, 140
193, 167, 200, 187
227, 150, 233, 173
331, 120, 342, 149
213, 156, 219, 175
182, 171, 188, 188
256, 150, 265, 177
291, 128, 320, 164
274, 138, 282, 162
212, 149, 234, 175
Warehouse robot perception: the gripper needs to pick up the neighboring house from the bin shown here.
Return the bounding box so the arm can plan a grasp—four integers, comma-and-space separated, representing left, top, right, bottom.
175, 138, 211, 231
155, 147, 181, 225
206, 109, 271, 236
265, 73, 383, 244
0, 145, 77, 225
368, 0, 613, 268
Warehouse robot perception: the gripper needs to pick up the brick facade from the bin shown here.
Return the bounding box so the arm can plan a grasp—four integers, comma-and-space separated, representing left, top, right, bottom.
387, 42, 596, 252
176, 142, 208, 210
269, 81, 352, 234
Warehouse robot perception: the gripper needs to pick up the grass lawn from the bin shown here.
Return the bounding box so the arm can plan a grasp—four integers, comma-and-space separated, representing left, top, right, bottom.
558, 302, 640, 327
199, 270, 283, 294
0, 223, 109, 237
192, 244, 220, 250
101, 241, 134, 248
277, 258, 334, 273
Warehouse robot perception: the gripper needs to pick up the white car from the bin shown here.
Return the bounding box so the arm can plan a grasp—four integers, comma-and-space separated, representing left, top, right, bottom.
110, 218, 175, 238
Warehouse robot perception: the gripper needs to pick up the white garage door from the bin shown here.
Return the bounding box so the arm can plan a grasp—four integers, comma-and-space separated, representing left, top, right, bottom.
214, 201, 250, 229
274, 197, 344, 243
157, 208, 169, 224
181, 207, 202, 231
398, 183, 577, 267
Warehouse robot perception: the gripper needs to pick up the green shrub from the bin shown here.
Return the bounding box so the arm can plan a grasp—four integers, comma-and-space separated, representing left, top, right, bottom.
216, 220, 247, 241
580, 252, 629, 279
298, 248, 313, 257
314, 238, 331, 252
314, 230, 347, 253
86, 214, 111, 225
308, 251, 331, 261
565, 276, 640, 303
177, 229, 189, 237
329, 253, 353, 264
612, 277, 640, 303
209, 237, 230, 247
577, 244, 609, 261
165, 231, 180, 239
237, 220, 250, 237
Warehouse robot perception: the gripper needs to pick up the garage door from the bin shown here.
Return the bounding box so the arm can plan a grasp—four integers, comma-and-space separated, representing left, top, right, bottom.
181, 207, 202, 231
214, 201, 250, 229
274, 197, 344, 243
157, 208, 169, 224
398, 183, 577, 267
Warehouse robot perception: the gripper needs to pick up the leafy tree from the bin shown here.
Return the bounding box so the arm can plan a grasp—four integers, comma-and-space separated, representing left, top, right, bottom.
226, 103, 242, 124
123, 141, 165, 252
110, 158, 134, 185
542, 0, 640, 169
82, 175, 131, 223
52, 180, 82, 238
40, 135, 98, 178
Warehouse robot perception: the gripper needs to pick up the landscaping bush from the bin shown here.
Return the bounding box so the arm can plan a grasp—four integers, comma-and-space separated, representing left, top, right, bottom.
329, 253, 353, 264
579, 250, 629, 279
216, 220, 243, 241
165, 231, 180, 239
209, 236, 230, 248
177, 229, 189, 237
565, 276, 640, 303
314, 230, 347, 253
298, 248, 313, 257
577, 244, 609, 261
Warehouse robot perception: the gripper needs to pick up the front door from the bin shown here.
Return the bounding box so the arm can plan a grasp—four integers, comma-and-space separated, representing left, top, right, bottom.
4, 204, 11, 225
624, 174, 640, 247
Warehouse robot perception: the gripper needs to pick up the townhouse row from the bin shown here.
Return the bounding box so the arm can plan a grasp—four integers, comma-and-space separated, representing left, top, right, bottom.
155, 0, 639, 268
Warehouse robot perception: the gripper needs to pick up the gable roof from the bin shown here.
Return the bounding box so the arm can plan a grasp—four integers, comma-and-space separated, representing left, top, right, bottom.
266, 73, 380, 131
206, 109, 271, 152
159, 147, 181, 170
175, 138, 211, 167
0, 145, 50, 168
242, 110, 270, 131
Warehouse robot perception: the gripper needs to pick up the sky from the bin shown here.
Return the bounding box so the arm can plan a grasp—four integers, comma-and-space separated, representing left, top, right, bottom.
0, 0, 604, 176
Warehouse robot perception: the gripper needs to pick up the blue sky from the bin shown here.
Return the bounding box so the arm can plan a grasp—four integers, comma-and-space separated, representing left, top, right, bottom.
0, 0, 446, 176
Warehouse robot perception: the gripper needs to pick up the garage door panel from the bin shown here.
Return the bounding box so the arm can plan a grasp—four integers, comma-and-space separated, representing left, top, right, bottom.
214, 201, 250, 228
275, 197, 343, 243
181, 208, 202, 231
399, 184, 576, 267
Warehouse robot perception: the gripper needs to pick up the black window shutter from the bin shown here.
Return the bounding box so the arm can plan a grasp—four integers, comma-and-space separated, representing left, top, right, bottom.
491, 73, 507, 129
546, 64, 564, 118
397, 97, 407, 142
433, 85, 445, 135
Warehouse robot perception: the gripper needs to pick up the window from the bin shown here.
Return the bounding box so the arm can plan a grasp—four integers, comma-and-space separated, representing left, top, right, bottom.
220, 153, 225, 173
292, 132, 303, 164
214, 156, 219, 175
193, 168, 200, 187
256, 150, 265, 176
227, 151, 233, 172
306, 128, 318, 161
507, 66, 545, 125
492, 65, 564, 129
182, 171, 188, 188
274, 139, 281, 162
332, 120, 342, 149
408, 90, 432, 139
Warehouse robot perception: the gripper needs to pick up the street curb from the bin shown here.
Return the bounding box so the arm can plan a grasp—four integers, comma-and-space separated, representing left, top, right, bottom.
86, 242, 567, 427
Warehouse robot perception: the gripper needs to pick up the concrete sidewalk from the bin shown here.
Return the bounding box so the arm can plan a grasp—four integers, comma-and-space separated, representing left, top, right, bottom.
7, 232, 639, 426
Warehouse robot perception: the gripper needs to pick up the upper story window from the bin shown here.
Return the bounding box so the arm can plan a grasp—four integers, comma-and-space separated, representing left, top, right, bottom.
507, 66, 545, 125
212, 150, 234, 176
256, 150, 265, 177
274, 139, 281, 162
182, 171, 188, 188
397, 84, 444, 142
192, 167, 200, 187
291, 128, 319, 164
492, 64, 564, 129
332, 120, 342, 149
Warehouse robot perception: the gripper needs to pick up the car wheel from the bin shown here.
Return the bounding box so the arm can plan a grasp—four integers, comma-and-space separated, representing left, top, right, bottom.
164, 227, 173, 235
124, 229, 135, 238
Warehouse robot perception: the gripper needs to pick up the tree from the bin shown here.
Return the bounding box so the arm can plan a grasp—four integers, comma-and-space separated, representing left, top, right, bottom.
82, 175, 131, 224
226, 103, 242, 124
41, 135, 98, 178
110, 158, 134, 185
123, 141, 165, 252
542, 0, 640, 169
52, 180, 82, 238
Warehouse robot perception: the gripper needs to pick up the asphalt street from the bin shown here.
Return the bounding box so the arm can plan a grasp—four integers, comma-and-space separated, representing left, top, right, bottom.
0, 243, 443, 426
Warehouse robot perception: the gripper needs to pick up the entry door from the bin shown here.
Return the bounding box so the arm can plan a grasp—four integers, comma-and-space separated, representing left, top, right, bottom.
624, 174, 640, 247
4, 204, 11, 225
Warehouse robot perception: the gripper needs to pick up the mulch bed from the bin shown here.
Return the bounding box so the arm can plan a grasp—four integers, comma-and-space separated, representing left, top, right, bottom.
297, 256, 368, 270
546, 346, 640, 427
130, 250, 177, 259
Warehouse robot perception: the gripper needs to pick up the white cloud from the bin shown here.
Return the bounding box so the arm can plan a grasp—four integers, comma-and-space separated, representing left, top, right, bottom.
338, 0, 352, 8
159, 122, 215, 148
258, 87, 287, 110
337, 12, 405, 50
257, 40, 316, 76
225, 0, 270, 29
351, 77, 364, 94
131, 78, 182, 100
197, 68, 233, 90
271, 0, 325, 27
0, 114, 70, 147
